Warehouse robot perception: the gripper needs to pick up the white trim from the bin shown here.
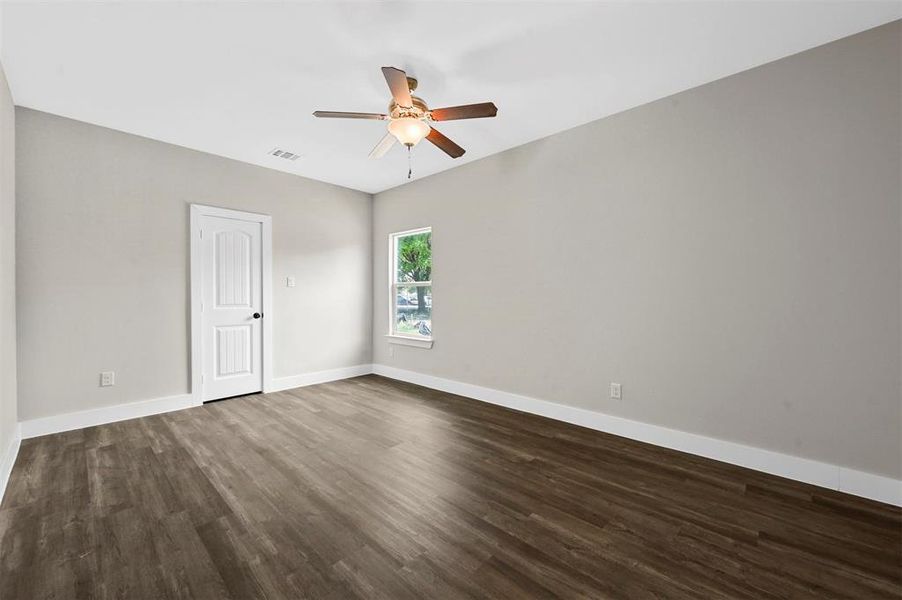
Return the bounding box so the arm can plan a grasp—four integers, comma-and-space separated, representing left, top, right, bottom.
261, 216, 274, 392
16, 365, 374, 441
8, 363, 898, 507
385, 334, 433, 349
190, 204, 274, 403
0, 424, 22, 504
390, 226, 432, 238
839, 469, 902, 506
20, 394, 197, 439
269, 364, 374, 392
372, 364, 902, 507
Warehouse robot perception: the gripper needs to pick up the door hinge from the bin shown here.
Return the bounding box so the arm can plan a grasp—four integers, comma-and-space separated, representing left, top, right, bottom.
200, 229, 204, 239
201, 302, 204, 312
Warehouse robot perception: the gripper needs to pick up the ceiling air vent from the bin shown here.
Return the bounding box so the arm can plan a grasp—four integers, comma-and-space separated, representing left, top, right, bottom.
269, 148, 301, 161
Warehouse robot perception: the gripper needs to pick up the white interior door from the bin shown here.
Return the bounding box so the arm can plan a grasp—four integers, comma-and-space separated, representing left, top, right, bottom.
200, 214, 264, 401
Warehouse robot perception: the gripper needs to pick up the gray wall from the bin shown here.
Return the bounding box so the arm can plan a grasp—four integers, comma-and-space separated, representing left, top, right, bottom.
0, 61, 16, 454
16, 108, 372, 420
372, 22, 902, 478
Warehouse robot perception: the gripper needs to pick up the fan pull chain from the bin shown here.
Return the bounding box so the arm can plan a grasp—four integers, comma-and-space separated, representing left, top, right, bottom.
407, 145, 412, 179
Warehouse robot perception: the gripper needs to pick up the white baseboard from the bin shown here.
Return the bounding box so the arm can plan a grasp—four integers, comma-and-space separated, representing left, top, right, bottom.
17, 364, 375, 440
14, 364, 899, 507
838, 468, 902, 507
0, 423, 22, 504
269, 364, 374, 392
20, 393, 198, 439
372, 364, 902, 507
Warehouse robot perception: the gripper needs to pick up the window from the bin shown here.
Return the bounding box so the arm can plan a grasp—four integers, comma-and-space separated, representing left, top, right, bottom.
389, 228, 432, 347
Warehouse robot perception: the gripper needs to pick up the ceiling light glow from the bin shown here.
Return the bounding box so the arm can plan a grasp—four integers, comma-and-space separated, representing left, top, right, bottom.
388, 117, 430, 147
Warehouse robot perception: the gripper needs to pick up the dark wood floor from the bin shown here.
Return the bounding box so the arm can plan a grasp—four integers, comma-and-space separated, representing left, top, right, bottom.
1, 375, 899, 599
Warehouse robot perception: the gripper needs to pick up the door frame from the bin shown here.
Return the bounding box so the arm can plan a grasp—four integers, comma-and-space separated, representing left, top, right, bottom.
190, 203, 273, 405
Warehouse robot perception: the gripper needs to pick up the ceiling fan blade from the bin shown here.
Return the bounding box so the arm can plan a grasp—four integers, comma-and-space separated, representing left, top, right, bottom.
381, 67, 413, 108
368, 133, 396, 159
430, 102, 498, 121
313, 111, 386, 120
426, 127, 465, 158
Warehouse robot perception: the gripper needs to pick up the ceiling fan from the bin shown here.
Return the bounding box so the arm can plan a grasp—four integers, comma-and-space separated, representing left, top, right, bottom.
313, 67, 498, 162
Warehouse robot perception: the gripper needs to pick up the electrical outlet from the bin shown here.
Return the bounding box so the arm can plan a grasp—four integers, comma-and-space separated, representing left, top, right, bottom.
286, 276, 296, 288
100, 371, 115, 387
610, 382, 622, 400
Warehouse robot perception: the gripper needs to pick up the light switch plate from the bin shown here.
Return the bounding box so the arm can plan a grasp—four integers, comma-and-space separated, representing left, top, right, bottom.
286, 276, 296, 288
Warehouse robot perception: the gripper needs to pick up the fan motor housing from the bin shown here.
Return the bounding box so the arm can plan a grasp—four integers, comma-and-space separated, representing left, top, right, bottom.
389, 95, 429, 120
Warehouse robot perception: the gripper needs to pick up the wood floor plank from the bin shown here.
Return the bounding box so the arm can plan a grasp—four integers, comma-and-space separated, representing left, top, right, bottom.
1, 374, 900, 599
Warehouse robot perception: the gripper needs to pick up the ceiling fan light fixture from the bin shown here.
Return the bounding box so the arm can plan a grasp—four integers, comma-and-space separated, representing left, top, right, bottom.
388, 117, 430, 147
313, 66, 497, 162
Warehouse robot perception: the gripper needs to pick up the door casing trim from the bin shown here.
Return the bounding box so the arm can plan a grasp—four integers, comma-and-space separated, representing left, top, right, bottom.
190, 203, 274, 405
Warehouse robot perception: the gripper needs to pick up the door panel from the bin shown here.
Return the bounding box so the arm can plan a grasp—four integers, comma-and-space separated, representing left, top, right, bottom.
201, 215, 263, 401
216, 325, 252, 377
215, 230, 252, 307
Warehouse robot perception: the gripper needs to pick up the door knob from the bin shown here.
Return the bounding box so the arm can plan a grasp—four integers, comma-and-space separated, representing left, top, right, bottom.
253, 312, 262, 319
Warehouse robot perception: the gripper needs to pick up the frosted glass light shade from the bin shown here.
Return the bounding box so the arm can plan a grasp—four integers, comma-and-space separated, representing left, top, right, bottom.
388, 117, 430, 146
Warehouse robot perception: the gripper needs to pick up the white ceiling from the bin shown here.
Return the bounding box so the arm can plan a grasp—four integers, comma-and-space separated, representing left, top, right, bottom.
2, 2, 899, 194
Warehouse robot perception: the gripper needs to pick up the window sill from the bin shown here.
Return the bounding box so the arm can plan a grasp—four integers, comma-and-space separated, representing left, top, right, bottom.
385, 334, 433, 349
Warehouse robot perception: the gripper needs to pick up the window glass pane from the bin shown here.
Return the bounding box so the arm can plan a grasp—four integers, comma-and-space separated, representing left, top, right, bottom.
394, 285, 432, 338
396, 231, 431, 284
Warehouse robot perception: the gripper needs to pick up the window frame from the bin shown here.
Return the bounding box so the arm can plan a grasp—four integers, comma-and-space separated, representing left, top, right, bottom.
387, 227, 433, 349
